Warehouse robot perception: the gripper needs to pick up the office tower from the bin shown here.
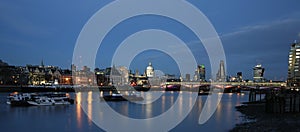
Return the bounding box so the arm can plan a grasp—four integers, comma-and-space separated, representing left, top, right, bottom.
237, 72, 243, 82
287, 42, 300, 87
253, 64, 265, 82
216, 60, 226, 82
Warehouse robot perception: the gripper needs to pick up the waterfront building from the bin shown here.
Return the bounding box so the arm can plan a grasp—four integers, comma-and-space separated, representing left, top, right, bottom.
117, 66, 130, 85
164, 74, 176, 79
287, 42, 300, 87
94, 66, 123, 86
193, 64, 206, 82
0, 62, 29, 85
216, 60, 226, 82
27, 61, 61, 85
253, 64, 265, 82
199, 65, 206, 81
95, 68, 109, 86
146, 62, 154, 78
60, 69, 72, 85
230, 72, 243, 82
73, 65, 95, 86
185, 74, 191, 82
237, 72, 243, 82
193, 70, 198, 81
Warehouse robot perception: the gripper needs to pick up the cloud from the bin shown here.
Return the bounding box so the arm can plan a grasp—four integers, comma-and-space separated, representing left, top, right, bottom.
219, 16, 300, 80
221, 17, 300, 38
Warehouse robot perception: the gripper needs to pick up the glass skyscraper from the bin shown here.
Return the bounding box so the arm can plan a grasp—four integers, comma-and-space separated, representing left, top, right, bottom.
216, 60, 226, 82
253, 64, 264, 82
287, 42, 300, 87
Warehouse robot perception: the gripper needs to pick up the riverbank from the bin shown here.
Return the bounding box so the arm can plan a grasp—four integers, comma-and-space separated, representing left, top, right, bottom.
231, 102, 300, 131
0, 86, 75, 92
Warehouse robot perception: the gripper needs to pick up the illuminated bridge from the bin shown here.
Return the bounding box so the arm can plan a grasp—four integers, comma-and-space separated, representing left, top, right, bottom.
166, 81, 287, 87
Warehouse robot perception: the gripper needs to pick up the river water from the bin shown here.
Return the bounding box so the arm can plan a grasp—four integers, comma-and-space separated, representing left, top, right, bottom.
0, 91, 251, 132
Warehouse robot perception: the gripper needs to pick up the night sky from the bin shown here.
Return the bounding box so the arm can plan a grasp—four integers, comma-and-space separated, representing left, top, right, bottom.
1, 0, 300, 81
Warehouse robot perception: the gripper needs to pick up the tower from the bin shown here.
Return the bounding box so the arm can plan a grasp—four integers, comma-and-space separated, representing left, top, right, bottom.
216, 60, 226, 82
199, 64, 206, 81
287, 42, 300, 87
253, 64, 265, 82
237, 72, 243, 82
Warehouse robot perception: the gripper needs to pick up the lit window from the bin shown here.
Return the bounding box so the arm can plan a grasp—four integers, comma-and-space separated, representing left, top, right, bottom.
297, 49, 300, 51
296, 56, 300, 58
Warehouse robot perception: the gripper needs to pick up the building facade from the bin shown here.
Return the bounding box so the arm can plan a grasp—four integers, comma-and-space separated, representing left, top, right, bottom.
253, 64, 265, 82
146, 62, 154, 78
193, 64, 206, 82
216, 60, 226, 82
287, 42, 300, 87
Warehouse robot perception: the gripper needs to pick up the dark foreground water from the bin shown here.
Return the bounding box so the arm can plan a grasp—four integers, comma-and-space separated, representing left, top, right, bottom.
0, 91, 251, 132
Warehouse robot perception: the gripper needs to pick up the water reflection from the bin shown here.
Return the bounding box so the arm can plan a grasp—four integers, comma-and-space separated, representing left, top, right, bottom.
87, 91, 93, 126
76, 92, 82, 128
76, 90, 198, 131
0, 91, 254, 131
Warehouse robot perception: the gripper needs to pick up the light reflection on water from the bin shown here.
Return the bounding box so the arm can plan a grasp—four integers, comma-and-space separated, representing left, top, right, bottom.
0, 91, 251, 132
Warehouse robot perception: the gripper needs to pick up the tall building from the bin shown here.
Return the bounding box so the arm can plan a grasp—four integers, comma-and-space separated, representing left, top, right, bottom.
198, 65, 206, 81
253, 64, 265, 82
185, 74, 191, 82
237, 72, 243, 82
216, 60, 226, 82
193, 64, 206, 82
287, 42, 300, 87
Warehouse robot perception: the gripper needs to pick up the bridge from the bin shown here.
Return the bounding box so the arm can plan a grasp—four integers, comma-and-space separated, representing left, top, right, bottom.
166, 81, 287, 87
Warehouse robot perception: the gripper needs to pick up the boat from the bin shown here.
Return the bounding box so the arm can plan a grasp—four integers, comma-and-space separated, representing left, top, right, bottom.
101, 90, 144, 101
7, 92, 74, 106
6, 93, 33, 106
102, 92, 127, 101
130, 77, 151, 91
27, 94, 73, 106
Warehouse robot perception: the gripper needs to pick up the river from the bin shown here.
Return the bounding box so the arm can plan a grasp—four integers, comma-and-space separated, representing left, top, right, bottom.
0, 91, 251, 132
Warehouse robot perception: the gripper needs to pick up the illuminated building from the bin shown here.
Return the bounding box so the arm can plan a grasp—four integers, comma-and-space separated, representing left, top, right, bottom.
237, 72, 243, 82
253, 64, 265, 82
185, 74, 191, 82
216, 60, 226, 82
287, 42, 300, 87
193, 64, 206, 82
146, 62, 154, 78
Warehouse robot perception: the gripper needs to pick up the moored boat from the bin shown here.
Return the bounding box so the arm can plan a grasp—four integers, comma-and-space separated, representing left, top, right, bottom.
7, 92, 74, 106
101, 90, 144, 101
6, 93, 34, 106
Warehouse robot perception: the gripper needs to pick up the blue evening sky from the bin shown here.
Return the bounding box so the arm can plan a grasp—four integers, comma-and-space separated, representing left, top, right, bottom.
1, 0, 300, 80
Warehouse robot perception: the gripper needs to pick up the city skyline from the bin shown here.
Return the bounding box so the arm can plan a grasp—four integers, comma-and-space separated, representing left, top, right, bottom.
1, 1, 300, 80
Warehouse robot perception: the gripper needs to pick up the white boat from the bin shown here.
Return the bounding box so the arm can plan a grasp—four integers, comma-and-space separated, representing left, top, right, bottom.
27, 96, 71, 106
6, 93, 35, 106
7, 92, 74, 106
